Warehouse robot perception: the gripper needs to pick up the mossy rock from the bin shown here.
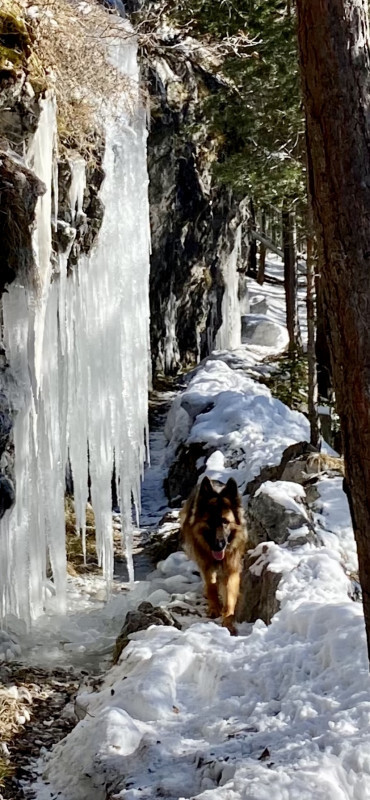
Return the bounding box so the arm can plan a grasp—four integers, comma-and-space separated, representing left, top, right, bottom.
0, 8, 31, 73
0, 44, 23, 72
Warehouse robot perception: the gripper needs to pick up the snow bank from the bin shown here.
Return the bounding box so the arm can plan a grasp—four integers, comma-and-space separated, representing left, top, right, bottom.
166, 357, 310, 489
35, 542, 370, 800
34, 349, 368, 800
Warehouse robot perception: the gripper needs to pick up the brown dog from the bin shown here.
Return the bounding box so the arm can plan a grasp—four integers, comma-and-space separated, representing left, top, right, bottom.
180, 475, 247, 634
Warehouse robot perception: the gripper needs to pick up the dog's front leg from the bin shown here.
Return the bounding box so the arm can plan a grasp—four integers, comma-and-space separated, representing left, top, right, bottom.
203, 568, 221, 618
221, 570, 240, 635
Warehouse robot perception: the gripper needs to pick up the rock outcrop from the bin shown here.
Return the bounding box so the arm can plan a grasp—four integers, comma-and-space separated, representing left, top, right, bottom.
113, 601, 181, 663
144, 34, 250, 375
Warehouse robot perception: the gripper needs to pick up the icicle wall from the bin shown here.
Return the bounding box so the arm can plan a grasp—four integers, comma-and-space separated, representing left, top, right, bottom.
0, 36, 150, 624
215, 224, 243, 351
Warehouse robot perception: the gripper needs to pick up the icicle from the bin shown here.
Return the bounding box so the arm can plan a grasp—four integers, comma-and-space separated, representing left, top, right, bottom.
215, 224, 243, 351
69, 157, 86, 225
0, 28, 151, 622
164, 290, 180, 373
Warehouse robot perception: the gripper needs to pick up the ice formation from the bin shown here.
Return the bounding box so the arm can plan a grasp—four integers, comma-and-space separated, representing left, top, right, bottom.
0, 34, 150, 623
215, 224, 242, 350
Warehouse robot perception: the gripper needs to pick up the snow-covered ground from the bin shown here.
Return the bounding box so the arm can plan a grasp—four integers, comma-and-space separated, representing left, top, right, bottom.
27, 258, 370, 800
248, 256, 308, 344
9, 255, 369, 800
31, 460, 368, 800
34, 541, 369, 800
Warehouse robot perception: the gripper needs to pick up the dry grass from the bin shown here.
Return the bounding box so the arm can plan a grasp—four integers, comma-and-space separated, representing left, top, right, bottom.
0, 758, 14, 788
0, 685, 32, 785
65, 496, 102, 574
306, 452, 345, 476
6, 0, 139, 155
0, 687, 31, 741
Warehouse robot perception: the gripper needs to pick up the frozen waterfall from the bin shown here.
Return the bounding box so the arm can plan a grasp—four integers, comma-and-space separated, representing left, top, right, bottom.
0, 36, 150, 623
215, 224, 242, 351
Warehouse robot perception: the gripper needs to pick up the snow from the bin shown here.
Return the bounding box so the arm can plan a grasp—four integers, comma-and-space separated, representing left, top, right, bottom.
19, 245, 370, 800
312, 476, 357, 574
255, 480, 309, 520
241, 314, 289, 349
165, 357, 310, 490
247, 255, 307, 348
33, 542, 370, 800
0, 35, 150, 622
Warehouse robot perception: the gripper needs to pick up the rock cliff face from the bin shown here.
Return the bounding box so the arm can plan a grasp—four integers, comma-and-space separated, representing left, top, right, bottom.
144, 34, 250, 376
0, 8, 45, 515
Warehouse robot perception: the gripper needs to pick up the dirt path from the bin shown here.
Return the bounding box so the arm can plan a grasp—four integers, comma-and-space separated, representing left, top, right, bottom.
0, 663, 92, 799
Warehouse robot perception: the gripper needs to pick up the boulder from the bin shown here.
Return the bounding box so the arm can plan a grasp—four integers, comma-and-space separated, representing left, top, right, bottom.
247, 480, 318, 549
147, 510, 181, 562
113, 602, 181, 663
249, 294, 268, 315
244, 441, 318, 497
241, 314, 288, 349
237, 545, 281, 625
164, 442, 209, 505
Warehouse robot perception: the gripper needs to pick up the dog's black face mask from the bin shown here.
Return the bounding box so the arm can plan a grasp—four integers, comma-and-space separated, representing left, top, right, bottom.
197, 476, 241, 561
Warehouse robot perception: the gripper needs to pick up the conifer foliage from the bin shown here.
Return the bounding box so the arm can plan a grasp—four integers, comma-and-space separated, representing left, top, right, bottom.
167, 0, 305, 207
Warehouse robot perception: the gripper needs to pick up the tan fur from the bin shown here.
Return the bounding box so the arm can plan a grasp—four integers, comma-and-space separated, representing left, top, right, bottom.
180, 476, 247, 635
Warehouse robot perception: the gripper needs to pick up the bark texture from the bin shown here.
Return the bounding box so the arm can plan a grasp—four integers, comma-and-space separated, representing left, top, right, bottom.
282, 205, 300, 351
306, 197, 319, 447
296, 0, 370, 659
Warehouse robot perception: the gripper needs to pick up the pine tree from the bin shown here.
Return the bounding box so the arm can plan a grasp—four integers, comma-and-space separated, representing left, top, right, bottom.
297, 0, 370, 663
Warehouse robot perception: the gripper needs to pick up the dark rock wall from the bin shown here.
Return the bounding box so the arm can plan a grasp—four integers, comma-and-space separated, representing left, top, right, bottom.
54, 156, 105, 273
146, 44, 249, 376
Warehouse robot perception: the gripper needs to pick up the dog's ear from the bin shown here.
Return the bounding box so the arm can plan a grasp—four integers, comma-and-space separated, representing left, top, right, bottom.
221, 477, 240, 503
199, 475, 214, 494
197, 475, 215, 503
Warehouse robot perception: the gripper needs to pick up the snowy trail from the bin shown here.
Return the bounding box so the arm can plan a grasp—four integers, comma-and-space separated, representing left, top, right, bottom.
7, 258, 370, 800
114, 389, 174, 583
28, 324, 370, 800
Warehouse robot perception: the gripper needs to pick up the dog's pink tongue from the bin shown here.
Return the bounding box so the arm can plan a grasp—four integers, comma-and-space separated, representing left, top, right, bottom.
212, 550, 225, 561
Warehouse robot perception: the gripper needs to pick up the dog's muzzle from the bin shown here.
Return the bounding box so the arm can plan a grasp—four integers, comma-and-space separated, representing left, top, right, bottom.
212, 539, 227, 561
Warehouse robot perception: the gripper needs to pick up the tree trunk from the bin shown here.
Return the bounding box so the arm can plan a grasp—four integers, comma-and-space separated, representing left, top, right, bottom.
248, 198, 257, 278
257, 209, 267, 285
315, 272, 333, 400
306, 200, 319, 447
296, 0, 370, 662
282, 204, 300, 352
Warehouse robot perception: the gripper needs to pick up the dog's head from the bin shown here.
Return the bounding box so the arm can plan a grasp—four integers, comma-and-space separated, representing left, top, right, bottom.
196, 476, 243, 562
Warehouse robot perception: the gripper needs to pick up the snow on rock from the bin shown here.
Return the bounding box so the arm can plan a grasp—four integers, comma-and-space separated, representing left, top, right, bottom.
255, 480, 308, 518
165, 357, 310, 490
241, 313, 289, 349
248, 480, 314, 549
312, 475, 357, 574
249, 293, 268, 314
